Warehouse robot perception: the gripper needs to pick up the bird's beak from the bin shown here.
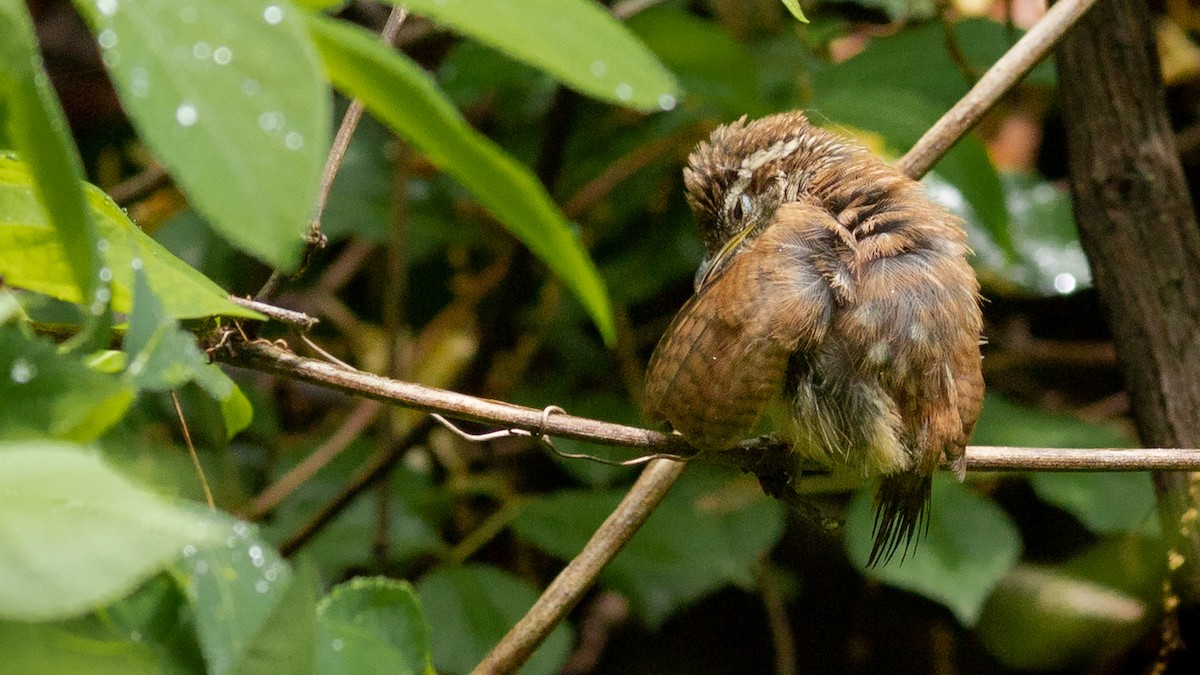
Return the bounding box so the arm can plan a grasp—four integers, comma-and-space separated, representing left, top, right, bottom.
694, 220, 757, 292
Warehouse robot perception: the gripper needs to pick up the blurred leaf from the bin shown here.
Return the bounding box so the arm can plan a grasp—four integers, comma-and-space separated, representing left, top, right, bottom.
1031, 473, 1158, 535
812, 86, 1014, 256
0, 441, 221, 621
229, 562, 317, 675
0, 574, 204, 674
976, 562, 1152, 671
0, 156, 262, 319
823, 0, 936, 21
846, 476, 1022, 625
74, 0, 330, 269
174, 518, 297, 675
394, 0, 678, 112
979, 173, 1091, 296
780, 0, 809, 22
317, 577, 435, 675
812, 18, 1054, 110
512, 467, 785, 626
971, 394, 1135, 449
627, 7, 767, 118
305, 14, 615, 344
416, 564, 572, 675
0, 3, 102, 302
262, 442, 445, 579
0, 327, 134, 442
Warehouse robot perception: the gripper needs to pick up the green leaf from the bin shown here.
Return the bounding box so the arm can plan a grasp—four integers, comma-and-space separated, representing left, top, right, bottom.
780, 0, 809, 23
845, 476, 1022, 625
174, 518, 297, 675
1031, 473, 1158, 535
416, 564, 571, 675
0, 327, 135, 442
263, 447, 445, 580
512, 468, 785, 626
394, 0, 678, 112
0, 2, 102, 303
0, 155, 262, 320
971, 394, 1135, 449
976, 172, 1091, 297
0, 574, 205, 675
73, 0, 331, 268
976, 545, 1159, 671
811, 18, 1055, 111
230, 562, 317, 675
305, 14, 615, 344
317, 577, 435, 675
0, 441, 221, 621
626, 7, 767, 118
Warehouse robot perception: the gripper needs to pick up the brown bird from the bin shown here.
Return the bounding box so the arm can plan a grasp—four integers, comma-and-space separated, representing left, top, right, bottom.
644, 111, 984, 564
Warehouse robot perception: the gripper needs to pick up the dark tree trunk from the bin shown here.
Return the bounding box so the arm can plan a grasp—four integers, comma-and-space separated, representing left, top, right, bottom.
1057, 0, 1200, 660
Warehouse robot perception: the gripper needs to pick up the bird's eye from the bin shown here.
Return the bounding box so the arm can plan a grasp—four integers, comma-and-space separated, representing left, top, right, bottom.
732, 193, 752, 221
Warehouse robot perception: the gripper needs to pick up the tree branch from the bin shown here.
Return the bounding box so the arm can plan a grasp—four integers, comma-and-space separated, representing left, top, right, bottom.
897, 0, 1100, 179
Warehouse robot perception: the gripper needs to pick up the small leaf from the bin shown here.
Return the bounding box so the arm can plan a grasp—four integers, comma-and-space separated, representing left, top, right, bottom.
305, 14, 615, 344
845, 476, 1022, 625
394, 0, 678, 112
317, 577, 435, 675
174, 519, 295, 675
416, 564, 571, 675
0, 155, 262, 320
512, 467, 785, 626
780, 0, 809, 23
0, 326, 134, 442
73, 0, 331, 268
0, 441, 222, 621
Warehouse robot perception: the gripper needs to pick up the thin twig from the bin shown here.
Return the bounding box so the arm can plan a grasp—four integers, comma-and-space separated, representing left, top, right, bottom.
215, 340, 1200, 472
897, 0, 1101, 179
170, 391, 215, 511
255, 5, 410, 301
470, 458, 686, 675
228, 296, 319, 330
109, 164, 171, 206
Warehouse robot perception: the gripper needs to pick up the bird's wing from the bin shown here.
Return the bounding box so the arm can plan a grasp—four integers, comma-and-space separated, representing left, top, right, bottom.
644, 202, 848, 451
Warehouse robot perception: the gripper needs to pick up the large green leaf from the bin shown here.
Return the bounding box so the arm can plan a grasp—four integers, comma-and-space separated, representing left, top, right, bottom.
0, 441, 221, 621
0, 574, 205, 675
1031, 473, 1158, 535
0, 327, 134, 442
317, 577, 436, 675
73, 0, 330, 268
415, 564, 572, 675
977, 536, 1164, 671
0, 2, 102, 303
173, 518, 299, 675
845, 476, 1022, 625
305, 14, 615, 344
0, 156, 261, 320
971, 394, 1135, 449
393, 0, 678, 112
512, 468, 785, 627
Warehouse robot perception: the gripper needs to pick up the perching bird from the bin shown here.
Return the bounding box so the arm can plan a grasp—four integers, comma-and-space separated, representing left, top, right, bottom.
644, 111, 984, 564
